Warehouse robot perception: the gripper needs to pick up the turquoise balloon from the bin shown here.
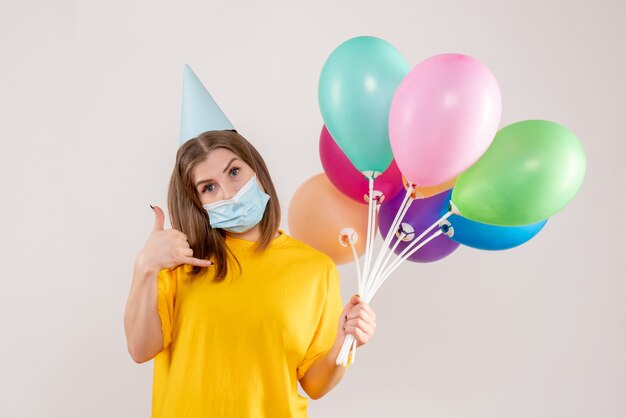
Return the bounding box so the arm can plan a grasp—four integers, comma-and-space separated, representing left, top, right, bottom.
452, 120, 586, 226
318, 36, 409, 174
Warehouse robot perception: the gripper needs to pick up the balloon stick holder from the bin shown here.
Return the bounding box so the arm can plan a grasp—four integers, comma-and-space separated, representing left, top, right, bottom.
335, 184, 455, 367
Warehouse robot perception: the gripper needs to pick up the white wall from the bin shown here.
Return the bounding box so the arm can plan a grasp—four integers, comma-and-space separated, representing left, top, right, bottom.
1, 0, 624, 416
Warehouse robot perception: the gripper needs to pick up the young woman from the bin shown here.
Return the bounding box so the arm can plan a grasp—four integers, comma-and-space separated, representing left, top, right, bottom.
124, 130, 377, 417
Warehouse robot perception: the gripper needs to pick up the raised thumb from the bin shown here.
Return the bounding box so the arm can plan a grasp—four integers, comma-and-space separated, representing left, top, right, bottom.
151, 205, 165, 231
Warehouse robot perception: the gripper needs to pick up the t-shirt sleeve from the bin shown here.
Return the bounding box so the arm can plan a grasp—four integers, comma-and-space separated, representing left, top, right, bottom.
297, 261, 343, 380
156, 267, 178, 352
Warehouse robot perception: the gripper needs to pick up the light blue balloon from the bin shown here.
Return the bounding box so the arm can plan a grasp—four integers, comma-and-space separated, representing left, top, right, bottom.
180, 64, 234, 144
441, 214, 547, 251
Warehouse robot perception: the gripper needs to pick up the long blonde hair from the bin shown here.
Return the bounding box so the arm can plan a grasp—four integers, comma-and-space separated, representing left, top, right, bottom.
168, 130, 281, 281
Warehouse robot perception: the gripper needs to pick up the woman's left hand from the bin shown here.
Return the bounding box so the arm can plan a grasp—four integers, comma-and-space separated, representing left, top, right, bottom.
337, 295, 376, 348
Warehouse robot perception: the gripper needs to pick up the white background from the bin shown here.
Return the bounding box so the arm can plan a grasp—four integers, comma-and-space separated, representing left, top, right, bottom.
1, 0, 624, 417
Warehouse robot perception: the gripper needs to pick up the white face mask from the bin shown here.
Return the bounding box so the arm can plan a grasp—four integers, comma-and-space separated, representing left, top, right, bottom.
202, 175, 270, 233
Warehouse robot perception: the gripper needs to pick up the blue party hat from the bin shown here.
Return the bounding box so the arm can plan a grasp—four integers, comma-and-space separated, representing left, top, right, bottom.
180, 64, 234, 144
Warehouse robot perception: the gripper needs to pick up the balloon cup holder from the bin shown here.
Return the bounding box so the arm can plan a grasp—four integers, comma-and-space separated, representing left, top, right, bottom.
439, 220, 454, 238
363, 190, 385, 204
396, 222, 415, 241
338, 228, 358, 247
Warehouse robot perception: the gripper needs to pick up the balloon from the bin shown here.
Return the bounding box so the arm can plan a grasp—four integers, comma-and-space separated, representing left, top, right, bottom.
319, 36, 410, 173
288, 173, 370, 265
452, 120, 586, 226
319, 125, 404, 205
440, 211, 548, 251
378, 190, 460, 263
389, 53, 502, 186
402, 175, 457, 200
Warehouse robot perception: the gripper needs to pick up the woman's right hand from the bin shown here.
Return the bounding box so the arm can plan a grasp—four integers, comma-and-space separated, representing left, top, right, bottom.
135, 205, 213, 272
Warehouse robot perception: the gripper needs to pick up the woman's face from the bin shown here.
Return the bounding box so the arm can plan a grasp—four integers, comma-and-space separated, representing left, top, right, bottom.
191, 148, 258, 205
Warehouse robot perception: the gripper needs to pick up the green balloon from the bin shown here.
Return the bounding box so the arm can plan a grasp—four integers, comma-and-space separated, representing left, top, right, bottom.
318, 36, 409, 174
452, 120, 586, 226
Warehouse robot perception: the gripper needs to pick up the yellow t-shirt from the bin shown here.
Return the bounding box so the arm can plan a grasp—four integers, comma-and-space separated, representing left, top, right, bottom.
152, 229, 344, 417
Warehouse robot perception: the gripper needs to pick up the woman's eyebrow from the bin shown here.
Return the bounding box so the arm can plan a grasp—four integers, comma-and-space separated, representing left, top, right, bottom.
195, 158, 240, 187
222, 158, 239, 173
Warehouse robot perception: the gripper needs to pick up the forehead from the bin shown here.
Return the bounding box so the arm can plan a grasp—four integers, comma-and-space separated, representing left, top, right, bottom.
191, 148, 245, 182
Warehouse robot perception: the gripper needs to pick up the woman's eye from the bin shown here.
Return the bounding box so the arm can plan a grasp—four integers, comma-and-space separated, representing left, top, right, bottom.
230, 167, 240, 176
203, 184, 216, 193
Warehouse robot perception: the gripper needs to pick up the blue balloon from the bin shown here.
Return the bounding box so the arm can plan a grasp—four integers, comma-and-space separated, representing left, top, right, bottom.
439, 191, 547, 250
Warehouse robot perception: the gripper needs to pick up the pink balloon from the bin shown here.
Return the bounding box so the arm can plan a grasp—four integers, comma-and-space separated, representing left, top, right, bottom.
389, 53, 502, 186
319, 126, 404, 204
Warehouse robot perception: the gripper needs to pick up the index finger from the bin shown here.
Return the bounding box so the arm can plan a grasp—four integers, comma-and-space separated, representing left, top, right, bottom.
354, 301, 376, 319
